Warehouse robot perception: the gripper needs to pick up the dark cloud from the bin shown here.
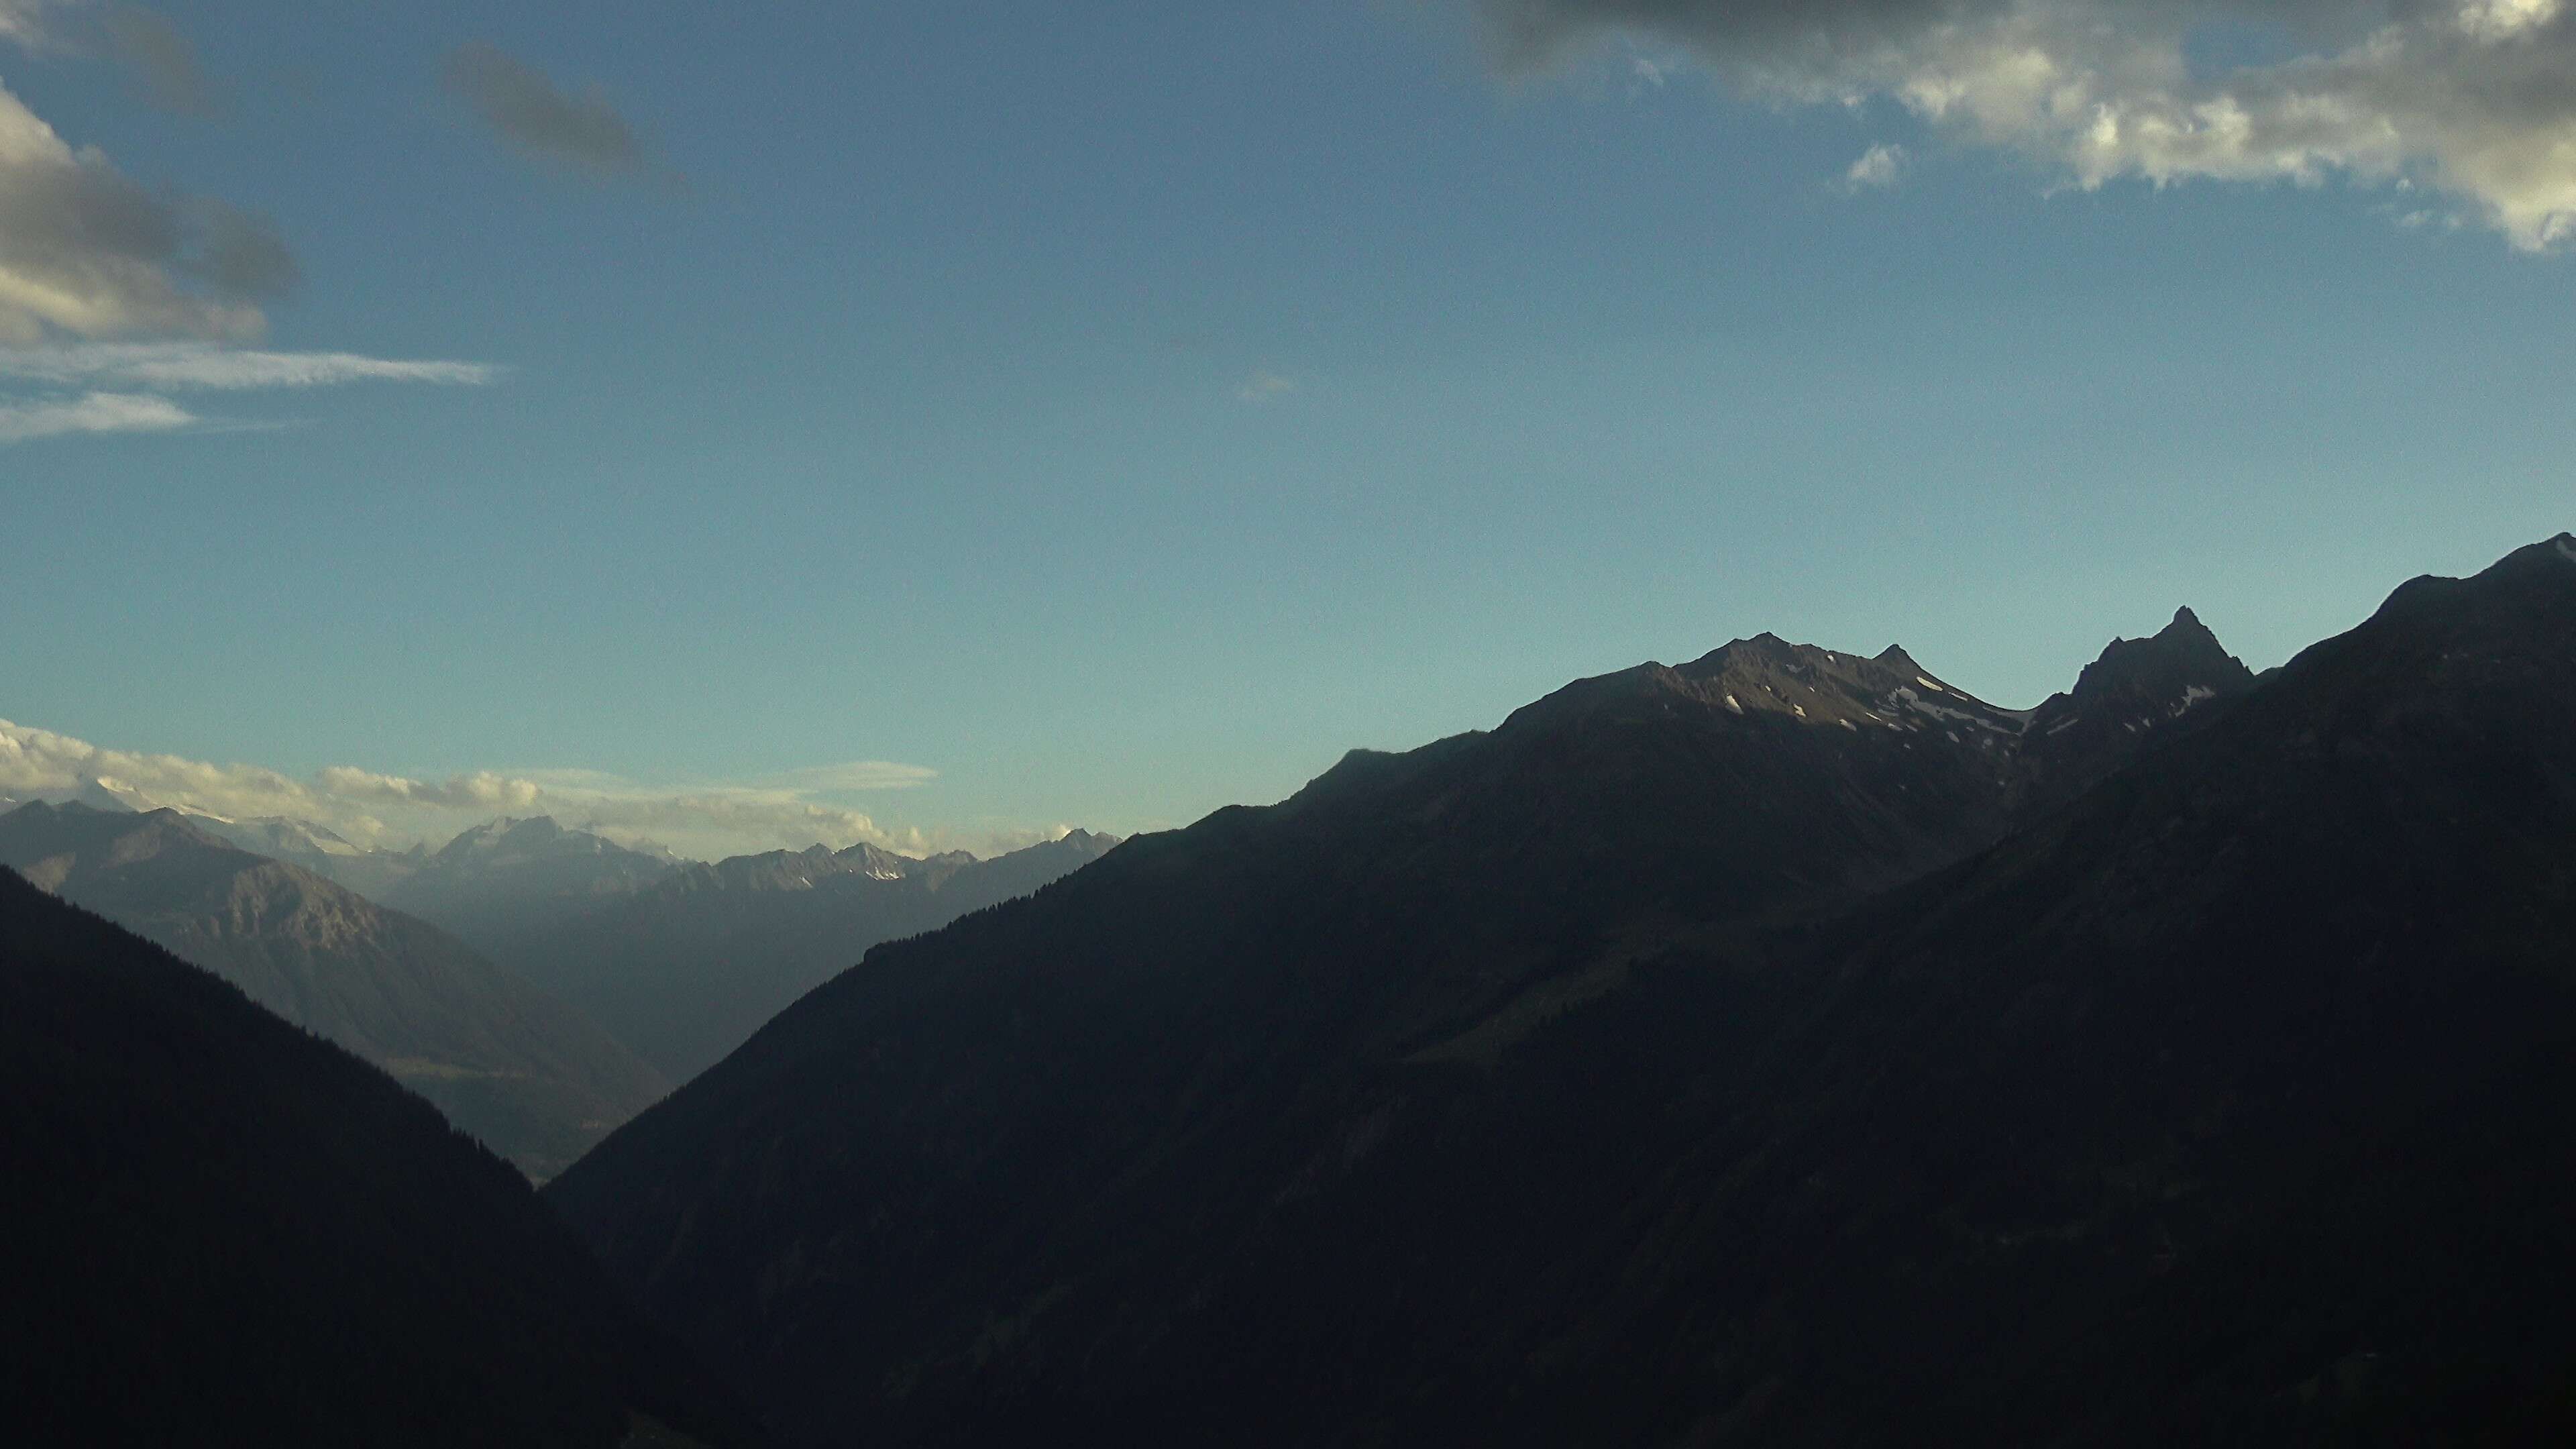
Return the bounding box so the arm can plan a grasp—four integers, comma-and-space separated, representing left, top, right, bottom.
182, 201, 299, 298
103, 6, 219, 117
441, 41, 651, 180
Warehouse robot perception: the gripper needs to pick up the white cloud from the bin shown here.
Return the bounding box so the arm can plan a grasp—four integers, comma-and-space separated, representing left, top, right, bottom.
1843, 142, 1908, 191
1476, 0, 2576, 249
0, 342, 501, 390
0, 717, 973, 861
313, 766, 546, 812
0, 388, 190, 440
1236, 370, 1299, 402
0, 720, 319, 820
0, 343, 502, 443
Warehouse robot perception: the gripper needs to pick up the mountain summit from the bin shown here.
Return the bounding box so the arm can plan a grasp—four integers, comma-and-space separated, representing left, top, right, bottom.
384, 816, 684, 959
2011, 602, 2259, 813
547, 576, 2359, 1444
555, 538, 2576, 1445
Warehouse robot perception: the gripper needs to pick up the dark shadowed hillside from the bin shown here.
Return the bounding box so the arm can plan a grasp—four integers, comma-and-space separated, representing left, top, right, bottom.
0, 803, 667, 1179
0, 870, 763, 1448
541, 552, 2455, 1445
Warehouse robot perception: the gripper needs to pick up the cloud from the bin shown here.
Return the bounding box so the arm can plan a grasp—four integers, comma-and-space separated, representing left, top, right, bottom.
0, 11, 489, 441
0, 78, 288, 341
774, 761, 943, 792
0, 716, 967, 861
0, 1, 58, 46
1472, 0, 2576, 248
441, 41, 652, 180
1236, 370, 1299, 402
1842, 142, 1908, 191
313, 767, 547, 812
0, 341, 501, 389
103, 7, 217, 117
0, 720, 321, 820
0, 342, 500, 444
0, 388, 189, 440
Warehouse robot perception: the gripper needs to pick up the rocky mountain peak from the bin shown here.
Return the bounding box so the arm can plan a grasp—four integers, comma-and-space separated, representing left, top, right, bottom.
2061, 606, 2256, 713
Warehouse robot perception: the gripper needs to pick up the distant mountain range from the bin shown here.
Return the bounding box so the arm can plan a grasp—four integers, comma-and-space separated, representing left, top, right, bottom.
381, 816, 689, 960
197, 814, 430, 898
0, 869, 762, 1447
492, 829, 1120, 1083
550, 537, 2576, 1446
190, 808, 1122, 1085
7, 786, 1124, 1099
0, 802, 667, 1180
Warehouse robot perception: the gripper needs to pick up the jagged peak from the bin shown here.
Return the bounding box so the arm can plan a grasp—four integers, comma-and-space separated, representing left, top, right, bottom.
2068, 606, 2255, 705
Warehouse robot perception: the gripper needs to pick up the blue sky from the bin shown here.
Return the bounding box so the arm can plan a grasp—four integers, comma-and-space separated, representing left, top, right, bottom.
3, 0, 2572, 856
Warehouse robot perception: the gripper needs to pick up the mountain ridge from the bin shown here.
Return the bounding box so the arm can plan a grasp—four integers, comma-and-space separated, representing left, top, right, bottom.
0, 867, 763, 1447
547, 568, 2353, 1444
0, 800, 665, 1179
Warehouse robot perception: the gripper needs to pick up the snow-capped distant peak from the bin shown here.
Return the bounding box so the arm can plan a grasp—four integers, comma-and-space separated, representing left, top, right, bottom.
2557, 535, 2576, 564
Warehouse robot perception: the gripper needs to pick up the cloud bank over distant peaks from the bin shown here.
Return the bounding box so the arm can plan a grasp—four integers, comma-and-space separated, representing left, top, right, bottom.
442, 42, 657, 182
0, 716, 988, 861
1476, 0, 2576, 248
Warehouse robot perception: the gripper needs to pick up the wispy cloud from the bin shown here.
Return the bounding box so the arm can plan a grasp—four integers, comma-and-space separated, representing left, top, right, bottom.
1236, 370, 1298, 403
772, 761, 943, 792
0, 0, 60, 46
0, 717, 969, 861
0, 389, 191, 441
0, 342, 502, 390
442, 41, 656, 182
1477, 0, 2576, 250
0, 343, 500, 443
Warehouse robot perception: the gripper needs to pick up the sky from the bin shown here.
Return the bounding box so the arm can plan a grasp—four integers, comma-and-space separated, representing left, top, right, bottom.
3, 0, 2573, 859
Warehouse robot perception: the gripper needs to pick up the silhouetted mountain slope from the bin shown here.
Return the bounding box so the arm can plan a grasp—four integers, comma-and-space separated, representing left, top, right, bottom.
508, 830, 1121, 1083
0, 802, 666, 1179
550, 538, 2576, 1446
386, 815, 684, 958
0, 871, 763, 1448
